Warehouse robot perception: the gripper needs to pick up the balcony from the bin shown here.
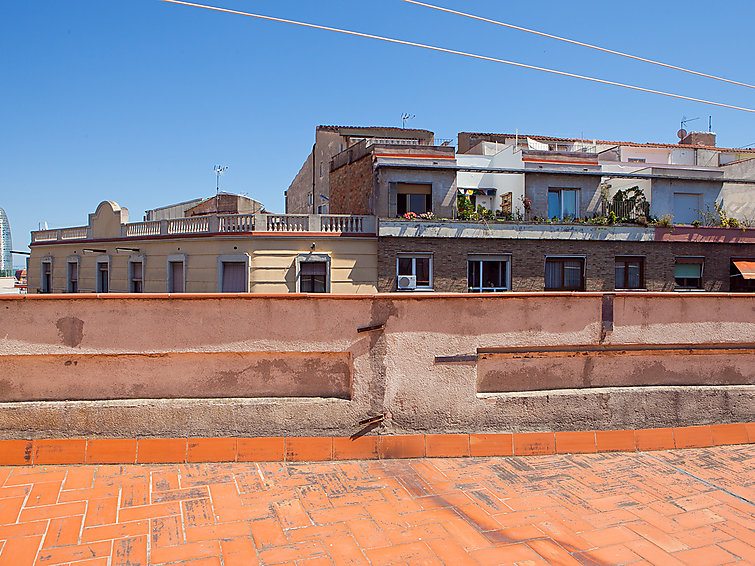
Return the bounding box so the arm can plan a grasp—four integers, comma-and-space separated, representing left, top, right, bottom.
31, 214, 377, 243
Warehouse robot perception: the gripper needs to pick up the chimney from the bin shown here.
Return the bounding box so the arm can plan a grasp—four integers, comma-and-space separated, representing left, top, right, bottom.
680, 131, 716, 147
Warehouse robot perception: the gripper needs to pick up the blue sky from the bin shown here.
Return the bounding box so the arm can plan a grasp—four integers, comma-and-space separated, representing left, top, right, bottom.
2, 0, 754, 257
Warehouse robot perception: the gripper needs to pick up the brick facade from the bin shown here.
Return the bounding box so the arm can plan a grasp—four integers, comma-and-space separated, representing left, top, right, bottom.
329, 153, 373, 215
378, 236, 753, 292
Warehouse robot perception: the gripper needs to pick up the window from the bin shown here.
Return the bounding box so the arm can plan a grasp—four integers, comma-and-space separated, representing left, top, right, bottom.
397, 255, 432, 290
628, 158, 646, 163
615, 256, 644, 290
129, 258, 144, 293
675, 258, 703, 289
545, 257, 585, 290
96, 257, 110, 293
41, 258, 53, 293
730, 259, 755, 292
221, 262, 246, 292
167, 254, 186, 293
217, 254, 250, 293
547, 189, 579, 220
396, 183, 432, 216
66, 258, 79, 293
300, 262, 327, 292
468, 256, 510, 292
319, 161, 323, 178
296, 254, 330, 293
317, 204, 327, 214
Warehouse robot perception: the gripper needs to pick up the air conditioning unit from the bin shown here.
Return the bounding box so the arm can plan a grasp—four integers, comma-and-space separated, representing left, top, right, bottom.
397, 275, 417, 290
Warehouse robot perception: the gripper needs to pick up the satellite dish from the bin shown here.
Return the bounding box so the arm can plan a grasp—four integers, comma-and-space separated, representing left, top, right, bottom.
677, 129, 688, 140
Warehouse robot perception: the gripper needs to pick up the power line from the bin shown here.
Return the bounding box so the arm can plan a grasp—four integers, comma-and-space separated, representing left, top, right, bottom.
401, 0, 755, 91
157, 0, 755, 114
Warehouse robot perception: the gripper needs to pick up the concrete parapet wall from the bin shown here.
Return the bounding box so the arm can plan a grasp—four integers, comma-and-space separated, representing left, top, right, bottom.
0, 293, 753, 438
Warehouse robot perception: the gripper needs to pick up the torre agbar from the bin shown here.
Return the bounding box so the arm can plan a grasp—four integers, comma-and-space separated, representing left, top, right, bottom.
0, 208, 11, 277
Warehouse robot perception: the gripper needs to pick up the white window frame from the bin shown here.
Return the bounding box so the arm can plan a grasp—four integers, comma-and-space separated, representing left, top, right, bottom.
95, 255, 111, 293
467, 254, 511, 292
66, 256, 80, 293
217, 253, 251, 293
40, 256, 53, 294
396, 254, 433, 290
128, 254, 145, 293
295, 253, 331, 293
166, 253, 186, 293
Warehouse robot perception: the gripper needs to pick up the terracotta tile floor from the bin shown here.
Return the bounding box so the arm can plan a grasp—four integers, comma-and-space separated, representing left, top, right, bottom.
0, 445, 753, 565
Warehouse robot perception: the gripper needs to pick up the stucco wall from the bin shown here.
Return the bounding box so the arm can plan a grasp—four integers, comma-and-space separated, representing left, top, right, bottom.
649, 178, 723, 222
722, 159, 755, 222
0, 294, 752, 439
525, 173, 602, 219
28, 236, 377, 294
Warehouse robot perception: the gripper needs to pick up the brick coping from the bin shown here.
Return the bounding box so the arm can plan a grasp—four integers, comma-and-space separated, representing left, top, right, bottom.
1, 423, 752, 466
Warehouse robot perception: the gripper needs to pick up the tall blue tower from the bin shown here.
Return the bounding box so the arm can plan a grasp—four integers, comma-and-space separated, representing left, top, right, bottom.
0, 208, 12, 277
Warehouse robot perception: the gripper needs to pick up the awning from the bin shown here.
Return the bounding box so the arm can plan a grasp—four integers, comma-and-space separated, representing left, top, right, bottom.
674, 263, 701, 278
732, 260, 755, 280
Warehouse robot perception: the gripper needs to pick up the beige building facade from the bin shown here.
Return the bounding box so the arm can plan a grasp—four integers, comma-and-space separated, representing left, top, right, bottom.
28, 201, 377, 294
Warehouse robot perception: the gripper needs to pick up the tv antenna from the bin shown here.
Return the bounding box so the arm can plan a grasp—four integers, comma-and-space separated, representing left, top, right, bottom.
401, 113, 415, 128
678, 116, 699, 139
213, 165, 228, 211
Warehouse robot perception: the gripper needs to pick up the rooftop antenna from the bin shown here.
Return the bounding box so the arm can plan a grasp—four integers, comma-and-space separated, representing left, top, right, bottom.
678, 116, 699, 139
708, 115, 712, 132
213, 165, 228, 212
401, 113, 415, 129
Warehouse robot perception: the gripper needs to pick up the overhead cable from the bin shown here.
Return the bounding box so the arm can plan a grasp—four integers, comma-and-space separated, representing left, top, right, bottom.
157, 0, 755, 114
401, 0, 755, 91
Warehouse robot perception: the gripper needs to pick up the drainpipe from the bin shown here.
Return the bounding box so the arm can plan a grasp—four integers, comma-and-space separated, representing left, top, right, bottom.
312, 143, 316, 214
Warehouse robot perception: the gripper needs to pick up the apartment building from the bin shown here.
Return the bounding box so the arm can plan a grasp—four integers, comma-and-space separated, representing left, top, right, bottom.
28, 200, 377, 294
297, 126, 755, 293
28, 126, 755, 295
457, 131, 755, 223
285, 125, 435, 214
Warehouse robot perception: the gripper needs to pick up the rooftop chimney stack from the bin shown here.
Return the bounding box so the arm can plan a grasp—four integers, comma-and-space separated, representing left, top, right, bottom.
680, 131, 716, 147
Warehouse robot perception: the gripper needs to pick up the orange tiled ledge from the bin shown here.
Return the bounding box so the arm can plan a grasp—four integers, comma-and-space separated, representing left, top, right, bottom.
0, 423, 752, 466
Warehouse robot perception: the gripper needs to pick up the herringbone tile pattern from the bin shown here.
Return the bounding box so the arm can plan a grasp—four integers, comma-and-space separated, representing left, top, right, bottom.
0, 445, 752, 565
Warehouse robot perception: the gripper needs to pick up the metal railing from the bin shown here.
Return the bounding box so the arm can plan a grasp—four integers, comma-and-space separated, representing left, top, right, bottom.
603, 199, 651, 220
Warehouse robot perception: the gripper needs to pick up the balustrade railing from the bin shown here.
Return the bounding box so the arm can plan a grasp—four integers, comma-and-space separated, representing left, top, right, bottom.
60, 226, 88, 240
124, 221, 160, 237
31, 230, 58, 243
167, 216, 209, 235
321, 215, 363, 233
219, 214, 254, 232
266, 215, 309, 232
32, 213, 374, 242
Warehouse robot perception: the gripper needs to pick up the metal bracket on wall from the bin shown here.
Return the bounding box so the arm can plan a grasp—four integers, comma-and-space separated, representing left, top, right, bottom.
435, 354, 479, 363
351, 414, 386, 440
357, 323, 385, 333
359, 414, 386, 427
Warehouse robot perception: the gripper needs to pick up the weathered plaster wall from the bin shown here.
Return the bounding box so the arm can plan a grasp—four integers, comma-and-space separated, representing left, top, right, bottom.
0, 294, 752, 438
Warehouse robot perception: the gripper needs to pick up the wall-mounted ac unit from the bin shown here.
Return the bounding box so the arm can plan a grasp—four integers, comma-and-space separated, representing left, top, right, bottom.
397, 275, 417, 290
